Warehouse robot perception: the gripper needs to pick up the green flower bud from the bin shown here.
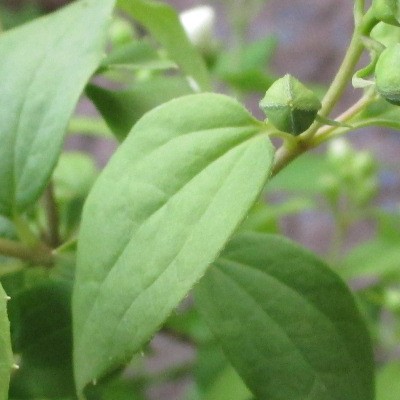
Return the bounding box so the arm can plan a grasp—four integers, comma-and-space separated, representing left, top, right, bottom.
371, 0, 400, 27
259, 74, 321, 135
375, 44, 400, 105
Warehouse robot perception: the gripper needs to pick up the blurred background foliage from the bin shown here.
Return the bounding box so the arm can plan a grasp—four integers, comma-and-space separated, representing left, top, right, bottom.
0, 1, 399, 399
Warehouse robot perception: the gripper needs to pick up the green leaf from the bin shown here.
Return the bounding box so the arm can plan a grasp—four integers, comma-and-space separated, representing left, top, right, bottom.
67, 116, 114, 139
376, 362, 400, 400
117, 0, 210, 91
100, 40, 177, 72
240, 198, 314, 234
0, 3, 41, 30
0, 216, 17, 240
73, 93, 274, 393
0, 283, 13, 400
85, 379, 145, 400
350, 97, 400, 131
340, 209, 400, 281
0, 0, 115, 217
53, 152, 98, 202
267, 153, 329, 193
341, 238, 400, 280
86, 77, 193, 140
195, 232, 375, 400
204, 365, 252, 400
53, 152, 98, 239
195, 342, 227, 391
8, 281, 74, 398
215, 37, 277, 93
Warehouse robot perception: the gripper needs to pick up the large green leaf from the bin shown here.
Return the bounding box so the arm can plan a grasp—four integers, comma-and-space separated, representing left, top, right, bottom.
0, 283, 13, 400
0, 0, 115, 217
117, 0, 210, 91
195, 233, 375, 400
73, 93, 274, 393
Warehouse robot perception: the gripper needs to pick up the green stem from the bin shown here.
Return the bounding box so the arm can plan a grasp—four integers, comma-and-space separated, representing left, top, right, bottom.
43, 182, 61, 247
0, 237, 54, 266
271, 93, 375, 177
312, 93, 376, 145
318, 7, 377, 121
271, 8, 378, 177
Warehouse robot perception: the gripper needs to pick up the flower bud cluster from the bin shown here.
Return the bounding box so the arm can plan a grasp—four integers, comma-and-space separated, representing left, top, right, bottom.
320, 139, 378, 208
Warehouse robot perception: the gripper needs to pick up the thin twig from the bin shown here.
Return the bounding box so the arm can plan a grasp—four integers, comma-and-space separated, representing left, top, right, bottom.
43, 182, 61, 247
0, 237, 54, 266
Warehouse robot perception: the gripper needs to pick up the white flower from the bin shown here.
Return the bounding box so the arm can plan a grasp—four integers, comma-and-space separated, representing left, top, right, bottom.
179, 5, 216, 49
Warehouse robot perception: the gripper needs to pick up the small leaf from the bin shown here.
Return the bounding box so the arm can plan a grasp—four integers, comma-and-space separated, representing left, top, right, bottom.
195, 232, 375, 400
372, 0, 400, 27
0, 0, 115, 217
350, 97, 400, 131
73, 93, 274, 393
86, 77, 193, 140
117, 0, 210, 91
340, 239, 400, 280
0, 283, 13, 400
99, 40, 176, 72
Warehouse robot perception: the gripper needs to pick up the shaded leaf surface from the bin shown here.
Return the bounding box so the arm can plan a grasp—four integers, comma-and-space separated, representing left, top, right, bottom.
0, 0, 115, 216
0, 283, 13, 400
73, 93, 274, 393
86, 77, 193, 140
8, 281, 74, 398
196, 233, 375, 400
